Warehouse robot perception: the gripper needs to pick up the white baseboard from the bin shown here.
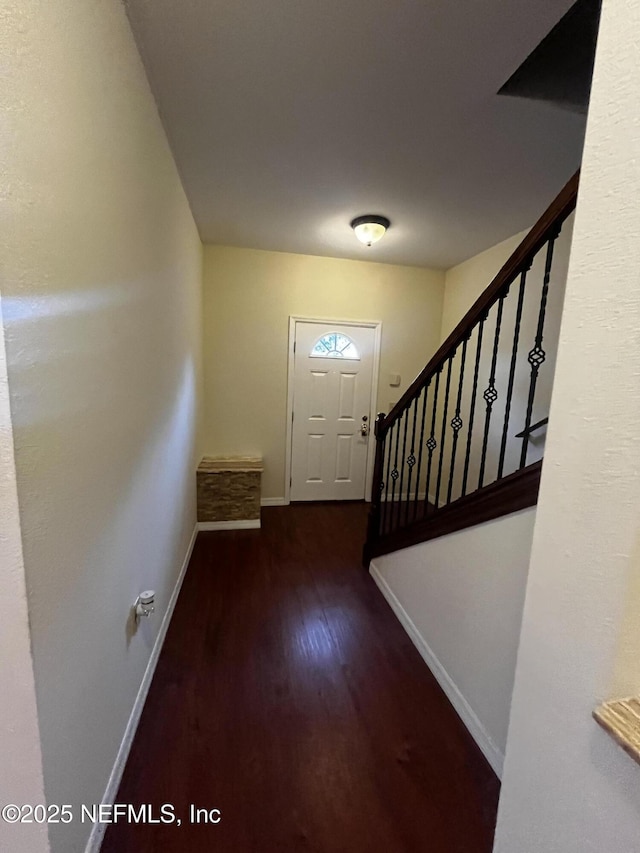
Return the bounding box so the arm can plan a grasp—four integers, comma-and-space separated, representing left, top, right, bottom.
261, 497, 288, 507
369, 561, 504, 778
85, 523, 198, 853
198, 519, 260, 531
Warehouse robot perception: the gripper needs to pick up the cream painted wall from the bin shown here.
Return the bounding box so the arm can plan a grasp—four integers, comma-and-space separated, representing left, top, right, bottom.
202, 246, 444, 499
371, 508, 536, 776
1, 2, 203, 852
494, 0, 640, 849
440, 230, 530, 343
0, 299, 50, 853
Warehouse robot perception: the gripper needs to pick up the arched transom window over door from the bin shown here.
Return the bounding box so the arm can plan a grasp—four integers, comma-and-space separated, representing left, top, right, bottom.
310, 332, 360, 360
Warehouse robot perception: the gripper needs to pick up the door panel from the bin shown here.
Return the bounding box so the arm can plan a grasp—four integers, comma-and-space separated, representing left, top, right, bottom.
290, 321, 376, 501
306, 434, 324, 482
309, 371, 328, 418
338, 372, 357, 420
335, 434, 353, 482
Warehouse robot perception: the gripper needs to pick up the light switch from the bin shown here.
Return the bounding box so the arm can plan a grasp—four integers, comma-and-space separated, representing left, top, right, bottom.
389, 373, 401, 387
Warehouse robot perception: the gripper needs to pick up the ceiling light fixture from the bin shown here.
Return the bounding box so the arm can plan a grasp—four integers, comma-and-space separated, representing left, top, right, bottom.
350, 214, 391, 247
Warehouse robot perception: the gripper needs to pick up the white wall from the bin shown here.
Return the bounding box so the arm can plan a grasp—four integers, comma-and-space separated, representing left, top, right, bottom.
202, 245, 444, 498
0, 299, 50, 853
371, 508, 536, 776
494, 1, 640, 850
1, 2, 203, 852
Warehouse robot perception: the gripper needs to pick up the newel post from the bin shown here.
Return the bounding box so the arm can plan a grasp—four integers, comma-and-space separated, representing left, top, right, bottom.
363, 412, 387, 567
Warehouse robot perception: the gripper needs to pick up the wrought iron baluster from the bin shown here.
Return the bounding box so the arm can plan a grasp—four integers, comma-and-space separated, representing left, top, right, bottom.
520, 228, 560, 469
377, 433, 386, 537
435, 354, 454, 508
461, 316, 486, 497
478, 293, 506, 489
389, 418, 401, 531
396, 408, 410, 530
424, 368, 442, 514
360, 176, 578, 566
381, 421, 394, 535
367, 413, 387, 543
412, 382, 430, 523
447, 335, 468, 504
497, 264, 530, 480
404, 395, 420, 526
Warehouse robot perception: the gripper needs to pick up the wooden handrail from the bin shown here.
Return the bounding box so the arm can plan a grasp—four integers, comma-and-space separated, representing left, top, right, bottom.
381, 171, 579, 433
363, 170, 580, 566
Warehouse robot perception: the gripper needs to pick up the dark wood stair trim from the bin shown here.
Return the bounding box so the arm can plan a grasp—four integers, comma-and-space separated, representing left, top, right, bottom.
364, 461, 542, 563
382, 172, 579, 432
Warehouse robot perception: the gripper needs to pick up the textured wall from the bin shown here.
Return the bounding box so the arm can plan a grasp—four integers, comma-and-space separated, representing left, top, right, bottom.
0, 300, 49, 852
494, 0, 640, 849
0, 1, 203, 851
202, 245, 444, 498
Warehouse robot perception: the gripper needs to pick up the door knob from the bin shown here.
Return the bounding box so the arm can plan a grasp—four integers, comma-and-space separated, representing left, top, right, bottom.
361, 415, 369, 437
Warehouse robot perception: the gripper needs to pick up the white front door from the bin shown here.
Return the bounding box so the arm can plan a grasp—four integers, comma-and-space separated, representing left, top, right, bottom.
290, 321, 377, 501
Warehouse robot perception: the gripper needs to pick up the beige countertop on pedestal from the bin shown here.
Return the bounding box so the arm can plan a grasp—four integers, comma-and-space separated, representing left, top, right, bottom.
593, 697, 640, 766
198, 456, 264, 474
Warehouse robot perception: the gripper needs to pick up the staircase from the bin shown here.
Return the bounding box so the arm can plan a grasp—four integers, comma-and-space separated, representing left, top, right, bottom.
364, 172, 579, 564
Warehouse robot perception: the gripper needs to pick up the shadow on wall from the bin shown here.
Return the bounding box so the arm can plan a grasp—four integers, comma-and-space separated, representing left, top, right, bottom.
2, 279, 200, 852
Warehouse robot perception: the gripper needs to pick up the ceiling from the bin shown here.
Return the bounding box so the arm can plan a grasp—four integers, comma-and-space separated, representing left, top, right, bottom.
125, 0, 587, 269
499, 0, 601, 115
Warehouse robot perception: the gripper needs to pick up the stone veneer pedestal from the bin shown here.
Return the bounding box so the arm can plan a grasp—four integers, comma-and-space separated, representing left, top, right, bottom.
197, 457, 263, 526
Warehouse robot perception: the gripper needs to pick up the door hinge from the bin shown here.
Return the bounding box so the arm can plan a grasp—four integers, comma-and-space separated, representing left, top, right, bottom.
292, 410, 294, 423
293, 341, 296, 354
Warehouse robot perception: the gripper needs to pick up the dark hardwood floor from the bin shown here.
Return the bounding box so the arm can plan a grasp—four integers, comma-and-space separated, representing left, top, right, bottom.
102, 503, 499, 853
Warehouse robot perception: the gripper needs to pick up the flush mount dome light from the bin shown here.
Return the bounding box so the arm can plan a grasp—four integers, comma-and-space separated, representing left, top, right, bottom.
350, 214, 391, 247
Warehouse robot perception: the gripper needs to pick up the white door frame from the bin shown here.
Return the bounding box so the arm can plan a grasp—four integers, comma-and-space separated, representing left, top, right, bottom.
284, 315, 382, 505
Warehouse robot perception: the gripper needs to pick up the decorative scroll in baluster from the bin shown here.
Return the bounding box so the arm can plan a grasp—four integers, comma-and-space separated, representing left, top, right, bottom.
435, 354, 454, 507
396, 406, 410, 529
412, 382, 430, 522
390, 424, 400, 531
497, 262, 531, 479
461, 314, 486, 497
519, 226, 560, 469
447, 334, 469, 504
478, 292, 506, 488
404, 395, 420, 525
423, 367, 442, 514
362, 173, 578, 566
389, 418, 401, 531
